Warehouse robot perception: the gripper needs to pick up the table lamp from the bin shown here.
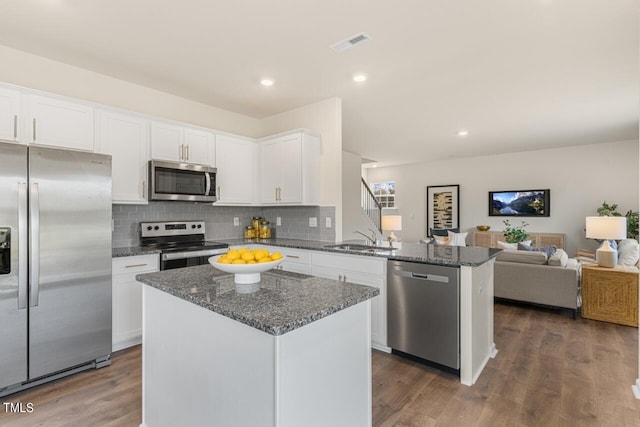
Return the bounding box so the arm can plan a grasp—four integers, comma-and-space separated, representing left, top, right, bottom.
585, 216, 627, 268
381, 215, 402, 247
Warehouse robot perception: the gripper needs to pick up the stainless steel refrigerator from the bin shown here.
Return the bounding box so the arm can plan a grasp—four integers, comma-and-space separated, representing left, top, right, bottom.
0, 142, 112, 396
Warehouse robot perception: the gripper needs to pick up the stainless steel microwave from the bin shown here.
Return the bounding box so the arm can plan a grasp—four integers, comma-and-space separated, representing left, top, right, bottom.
149, 160, 217, 202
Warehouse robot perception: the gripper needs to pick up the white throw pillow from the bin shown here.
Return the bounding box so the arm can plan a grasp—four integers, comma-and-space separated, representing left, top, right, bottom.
497, 240, 531, 250
447, 231, 468, 247
618, 239, 639, 266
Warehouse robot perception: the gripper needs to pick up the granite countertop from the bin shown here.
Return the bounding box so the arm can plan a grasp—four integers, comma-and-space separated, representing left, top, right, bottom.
220, 238, 501, 267
136, 265, 379, 336
115, 237, 501, 267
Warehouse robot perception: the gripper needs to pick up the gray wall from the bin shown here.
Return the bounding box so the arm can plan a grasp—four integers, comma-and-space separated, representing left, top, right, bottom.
112, 202, 336, 248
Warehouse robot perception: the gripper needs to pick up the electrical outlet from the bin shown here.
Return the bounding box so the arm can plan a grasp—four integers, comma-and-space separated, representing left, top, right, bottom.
325, 217, 332, 228
233, 217, 239, 226
309, 217, 317, 228
276, 217, 281, 226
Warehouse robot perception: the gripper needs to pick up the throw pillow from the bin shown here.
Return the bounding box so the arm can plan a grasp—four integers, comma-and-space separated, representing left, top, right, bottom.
548, 248, 569, 267
517, 242, 557, 258
497, 240, 531, 250
430, 227, 459, 237
496, 250, 548, 265
447, 231, 468, 247
617, 239, 639, 266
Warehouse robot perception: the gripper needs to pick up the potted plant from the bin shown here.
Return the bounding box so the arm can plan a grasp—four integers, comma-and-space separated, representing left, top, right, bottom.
502, 219, 529, 243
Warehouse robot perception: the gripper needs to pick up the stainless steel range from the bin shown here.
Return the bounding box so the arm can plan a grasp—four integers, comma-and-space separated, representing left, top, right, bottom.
140, 221, 228, 270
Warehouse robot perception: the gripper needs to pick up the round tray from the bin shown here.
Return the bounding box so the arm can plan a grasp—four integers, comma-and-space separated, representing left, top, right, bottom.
208, 255, 284, 292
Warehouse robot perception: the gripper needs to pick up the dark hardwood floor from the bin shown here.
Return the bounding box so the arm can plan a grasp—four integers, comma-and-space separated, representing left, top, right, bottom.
1, 303, 638, 426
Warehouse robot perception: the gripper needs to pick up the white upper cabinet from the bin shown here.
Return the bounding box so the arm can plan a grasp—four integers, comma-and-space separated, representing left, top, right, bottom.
97, 110, 150, 204
151, 121, 212, 165
259, 130, 320, 205
28, 94, 95, 151
215, 134, 255, 204
0, 87, 21, 143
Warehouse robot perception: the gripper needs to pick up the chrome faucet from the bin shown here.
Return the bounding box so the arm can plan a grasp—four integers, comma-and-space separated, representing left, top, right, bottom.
354, 229, 378, 245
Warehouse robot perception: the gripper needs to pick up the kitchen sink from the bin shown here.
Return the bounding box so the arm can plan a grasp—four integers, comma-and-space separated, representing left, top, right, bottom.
324, 243, 395, 253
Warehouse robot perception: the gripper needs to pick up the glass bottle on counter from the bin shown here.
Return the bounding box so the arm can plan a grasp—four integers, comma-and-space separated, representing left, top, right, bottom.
252, 217, 262, 231
244, 226, 256, 239
259, 220, 271, 239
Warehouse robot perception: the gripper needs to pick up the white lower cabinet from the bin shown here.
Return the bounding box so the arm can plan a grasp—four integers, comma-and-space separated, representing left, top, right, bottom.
311, 252, 388, 351
112, 254, 160, 351
260, 245, 311, 274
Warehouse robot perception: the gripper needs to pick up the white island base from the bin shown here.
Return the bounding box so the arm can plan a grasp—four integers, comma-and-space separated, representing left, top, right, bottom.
141, 285, 372, 427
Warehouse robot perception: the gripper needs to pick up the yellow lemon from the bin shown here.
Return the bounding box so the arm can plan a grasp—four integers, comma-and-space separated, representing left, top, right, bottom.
241, 252, 255, 262
246, 260, 257, 264
231, 259, 246, 264
258, 257, 272, 263
254, 249, 268, 260
226, 249, 240, 261
270, 252, 283, 261
217, 256, 231, 264
238, 247, 249, 255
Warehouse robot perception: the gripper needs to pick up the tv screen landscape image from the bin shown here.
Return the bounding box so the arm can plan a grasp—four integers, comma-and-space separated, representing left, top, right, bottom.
489, 189, 550, 217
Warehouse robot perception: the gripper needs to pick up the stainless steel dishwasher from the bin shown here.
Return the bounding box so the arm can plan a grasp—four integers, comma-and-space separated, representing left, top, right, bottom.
387, 260, 460, 370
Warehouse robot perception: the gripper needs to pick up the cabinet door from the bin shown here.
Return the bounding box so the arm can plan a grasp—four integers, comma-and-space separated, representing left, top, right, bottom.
112, 254, 159, 351
260, 139, 280, 203
29, 94, 94, 151
278, 134, 303, 203
184, 127, 212, 165
98, 110, 149, 204
215, 135, 254, 204
0, 87, 21, 142
151, 121, 184, 162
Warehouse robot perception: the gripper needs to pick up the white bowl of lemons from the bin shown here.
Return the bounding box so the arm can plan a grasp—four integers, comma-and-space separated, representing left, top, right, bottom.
209, 247, 284, 292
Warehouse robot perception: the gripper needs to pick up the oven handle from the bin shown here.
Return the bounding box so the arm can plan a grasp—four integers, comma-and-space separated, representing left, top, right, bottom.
162, 248, 228, 261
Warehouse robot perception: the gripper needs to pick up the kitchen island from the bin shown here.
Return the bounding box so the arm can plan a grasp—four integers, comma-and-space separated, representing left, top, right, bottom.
136, 266, 379, 427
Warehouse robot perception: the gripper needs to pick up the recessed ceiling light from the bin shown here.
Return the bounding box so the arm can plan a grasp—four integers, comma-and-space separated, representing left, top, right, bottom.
353, 74, 368, 82
371, 164, 378, 168
457, 130, 469, 137
260, 79, 274, 87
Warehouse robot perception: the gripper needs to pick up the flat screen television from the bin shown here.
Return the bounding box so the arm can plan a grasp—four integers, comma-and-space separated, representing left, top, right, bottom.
489, 189, 550, 217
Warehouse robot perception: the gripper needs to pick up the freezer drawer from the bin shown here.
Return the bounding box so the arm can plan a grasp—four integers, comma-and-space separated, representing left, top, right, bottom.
387, 260, 460, 370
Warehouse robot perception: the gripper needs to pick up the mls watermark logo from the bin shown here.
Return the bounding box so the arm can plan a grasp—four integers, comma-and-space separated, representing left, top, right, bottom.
3, 402, 34, 413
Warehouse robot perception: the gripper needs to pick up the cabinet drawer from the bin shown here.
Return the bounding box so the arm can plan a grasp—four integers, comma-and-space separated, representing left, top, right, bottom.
310, 265, 383, 288
113, 254, 160, 275
256, 245, 311, 264
281, 261, 311, 275
311, 252, 385, 275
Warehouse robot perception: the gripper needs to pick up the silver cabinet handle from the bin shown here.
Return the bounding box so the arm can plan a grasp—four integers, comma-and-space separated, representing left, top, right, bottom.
186, 144, 190, 160
342, 275, 347, 282
278, 187, 282, 201
286, 255, 299, 259
179, 144, 183, 161
18, 183, 28, 309
32, 118, 36, 141
29, 183, 40, 307
275, 186, 278, 201
125, 263, 148, 268
217, 185, 221, 201
338, 274, 343, 281
142, 180, 146, 199
13, 115, 18, 139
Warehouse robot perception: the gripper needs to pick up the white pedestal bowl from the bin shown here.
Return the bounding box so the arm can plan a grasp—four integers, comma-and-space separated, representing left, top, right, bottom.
208, 255, 284, 293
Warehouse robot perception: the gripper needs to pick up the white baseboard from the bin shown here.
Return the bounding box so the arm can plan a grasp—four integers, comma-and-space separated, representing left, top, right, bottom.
489, 342, 498, 358
372, 343, 392, 353
632, 378, 640, 400
113, 335, 142, 352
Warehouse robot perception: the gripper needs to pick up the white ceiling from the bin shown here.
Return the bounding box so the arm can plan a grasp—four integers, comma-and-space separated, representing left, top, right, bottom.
0, 0, 637, 166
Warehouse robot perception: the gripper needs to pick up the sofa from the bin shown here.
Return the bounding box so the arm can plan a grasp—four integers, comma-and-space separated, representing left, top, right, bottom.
494, 248, 580, 314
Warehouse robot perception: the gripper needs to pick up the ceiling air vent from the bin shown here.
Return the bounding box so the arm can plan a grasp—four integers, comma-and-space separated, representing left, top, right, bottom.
330, 32, 371, 53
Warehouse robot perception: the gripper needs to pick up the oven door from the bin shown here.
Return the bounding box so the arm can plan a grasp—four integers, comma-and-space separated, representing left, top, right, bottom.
149, 160, 217, 202
161, 248, 227, 270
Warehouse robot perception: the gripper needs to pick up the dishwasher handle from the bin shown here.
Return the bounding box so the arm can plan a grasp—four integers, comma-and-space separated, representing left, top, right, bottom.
393, 269, 449, 283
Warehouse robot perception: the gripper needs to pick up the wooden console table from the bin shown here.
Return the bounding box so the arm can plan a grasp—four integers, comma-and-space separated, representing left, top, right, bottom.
581, 265, 639, 327
472, 230, 565, 249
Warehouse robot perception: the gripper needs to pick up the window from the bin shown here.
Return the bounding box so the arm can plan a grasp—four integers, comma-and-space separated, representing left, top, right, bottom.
371, 181, 395, 208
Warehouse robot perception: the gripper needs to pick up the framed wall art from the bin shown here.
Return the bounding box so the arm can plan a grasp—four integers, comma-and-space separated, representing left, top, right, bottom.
426, 185, 460, 236
489, 189, 550, 217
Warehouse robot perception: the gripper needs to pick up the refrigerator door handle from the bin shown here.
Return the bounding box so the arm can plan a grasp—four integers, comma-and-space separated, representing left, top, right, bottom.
18, 182, 28, 309
29, 182, 40, 307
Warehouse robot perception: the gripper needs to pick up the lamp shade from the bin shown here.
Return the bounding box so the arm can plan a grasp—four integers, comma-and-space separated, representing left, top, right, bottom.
585, 216, 627, 240
381, 215, 402, 231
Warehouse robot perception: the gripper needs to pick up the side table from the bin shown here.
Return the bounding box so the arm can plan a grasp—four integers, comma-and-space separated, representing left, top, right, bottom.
581, 265, 638, 327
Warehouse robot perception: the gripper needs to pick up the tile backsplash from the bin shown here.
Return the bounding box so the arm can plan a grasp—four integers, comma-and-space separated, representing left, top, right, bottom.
112, 202, 336, 248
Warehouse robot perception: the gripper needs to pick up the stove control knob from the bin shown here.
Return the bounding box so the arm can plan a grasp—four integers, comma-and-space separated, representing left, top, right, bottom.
197, 224, 202, 229
146, 226, 152, 231
191, 224, 196, 229
154, 226, 160, 231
